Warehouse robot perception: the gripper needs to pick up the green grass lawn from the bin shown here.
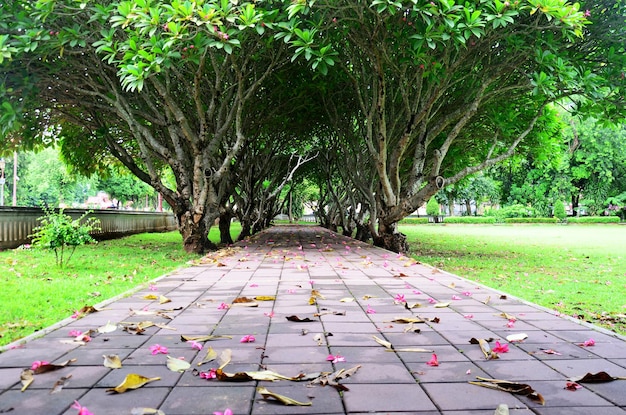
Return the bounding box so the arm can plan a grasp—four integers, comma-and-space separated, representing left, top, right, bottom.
0, 225, 241, 347
401, 224, 626, 334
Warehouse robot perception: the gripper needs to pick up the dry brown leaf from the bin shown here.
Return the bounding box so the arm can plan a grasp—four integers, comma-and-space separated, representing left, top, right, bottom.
257, 386, 312, 406
233, 296, 255, 303
498, 312, 517, 321
33, 359, 77, 374
106, 374, 160, 394
310, 290, 325, 299
574, 371, 626, 383
50, 375, 72, 394
180, 334, 232, 342
103, 354, 123, 369
469, 377, 545, 405
390, 317, 425, 324
477, 338, 499, 360
285, 315, 316, 323
216, 368, 254, 382
20, 369, 34, 392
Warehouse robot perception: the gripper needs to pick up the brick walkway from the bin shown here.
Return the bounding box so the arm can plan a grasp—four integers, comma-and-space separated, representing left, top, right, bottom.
1, 225, 626, 414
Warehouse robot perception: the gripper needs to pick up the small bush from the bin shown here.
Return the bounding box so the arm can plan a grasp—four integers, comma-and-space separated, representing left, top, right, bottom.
443, 216, 497, 224
30, 208, 101, 267
400, 217, 429, 225
504, 217, 559, 224
426, 198, 440, 216
568, 216, 621, 224
553, 201, 567, 222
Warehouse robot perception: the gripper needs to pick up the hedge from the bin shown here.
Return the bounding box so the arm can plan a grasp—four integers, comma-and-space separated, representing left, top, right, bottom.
567, 216, 621, 224
504, 217, 559, 224
443, 216, 497, 224
399, 217, 430, 224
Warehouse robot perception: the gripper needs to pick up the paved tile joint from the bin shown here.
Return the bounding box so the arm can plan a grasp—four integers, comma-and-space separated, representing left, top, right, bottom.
1, 225, 625, 415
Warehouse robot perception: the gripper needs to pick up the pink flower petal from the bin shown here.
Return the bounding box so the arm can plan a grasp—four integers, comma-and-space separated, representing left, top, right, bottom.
426, 353, 439, 366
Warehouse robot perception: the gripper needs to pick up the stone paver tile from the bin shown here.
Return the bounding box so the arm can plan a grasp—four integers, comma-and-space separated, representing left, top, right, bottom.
328, 346, 404, 364
61, 387, 171, 415
8, 365, 110, 390
340, 362, 417, 384
124, 346, 199, 366
395, 344, 468, 363
0, 343, 79, 368
262, 346, 332, 364
381, 331, 449, 346
421, 382, 528, 411
441, 410, 535, 415
578, 379, 626, 406
0, 368, 21, 389
475, 359, 565, 381
252, 383, 345, 414
407, 361, 490, 383
266, 333, 329, 348
519, 380, 620, 410
0, 387, 86, 415
515, 342, 600, 360
531, 407, 626, 415
322, 322, 380, 334
543, 358, 626, 379
342, 383, 438, 412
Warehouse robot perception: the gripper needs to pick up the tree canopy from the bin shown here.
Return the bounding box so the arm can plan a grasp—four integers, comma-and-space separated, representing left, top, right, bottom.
1, 0, 625, 252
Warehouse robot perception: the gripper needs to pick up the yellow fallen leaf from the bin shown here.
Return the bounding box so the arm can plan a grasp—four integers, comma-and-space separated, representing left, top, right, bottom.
131, 408, 165, 415
434, 302, 450, 308
218, 349, 232, 370
107, 374, 160, 394
167, 356, 191, 372
362, 295, 377, 300
181, 334, 232, 342
372, 335, 393, 350
387, 348, 433, 353
255, 296, 276, 301
98, 321, 118, 334
20, 369, 34, 392
143, 294, 159, 300
257, 386, 312, 406
103, 354, 123, 369
339, 297, 354, 302
159, 295, 171, 304
197, 346, 218, 366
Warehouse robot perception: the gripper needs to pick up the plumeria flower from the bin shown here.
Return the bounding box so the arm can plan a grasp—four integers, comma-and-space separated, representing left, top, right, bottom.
451, 295, 462, 300
463, 314, 474, 319
366, 305, 376, 314
149, 344, 169, 355
69, 330, 83, 337
286, 289, 296, 294
506, 320, 515, 328
149, 284, 158, 291
394, 294, 407, 303
492, 341, 509, 353
309, 280, 315, 285
426, 353, 439, 367
584, 9, 591, 17
71, 400, 94, 415
565, 382, 582, 391
200, 368, 218, 379
213, 409, 233, 415
466, 369, 472, 375
71, 310, 81, 319
264, 311, 275, 318
462, 291, 472, 296
412, 290, 422, 295
427, 298, 437, 304
217, 302, 230, 310
582, 338, 595, 347
327, 353, 346, 363
240, 335, 256, 343
249, 283, 259, 287
382, 261, 389, 267
187, 340, 203, 351
31, 360, 50, 370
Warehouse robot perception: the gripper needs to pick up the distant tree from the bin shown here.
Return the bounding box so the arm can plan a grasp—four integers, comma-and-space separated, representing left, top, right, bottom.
97, 168, 155, 209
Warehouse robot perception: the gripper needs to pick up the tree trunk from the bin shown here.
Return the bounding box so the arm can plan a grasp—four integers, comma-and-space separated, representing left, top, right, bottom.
219, 210, 234, 245
465, 199, 472, 216
178, 210, 216, 254
238, 219, 253, 241
373, 221, 409, 253
354, 222, 371, 242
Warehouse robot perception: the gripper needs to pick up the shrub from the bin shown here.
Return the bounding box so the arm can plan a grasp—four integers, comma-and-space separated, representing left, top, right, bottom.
426, 198, 440, 216
443, 216, 497, 224
504, 217, 559, 224
30, 208, 101, 267
553, 201, 567, 222
567, 216, 621, 224
400, 217, 429, 224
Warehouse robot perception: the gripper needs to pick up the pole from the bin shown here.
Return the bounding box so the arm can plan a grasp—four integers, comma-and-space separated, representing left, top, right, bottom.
0, 157, 5, 206
12, 151, 17, 206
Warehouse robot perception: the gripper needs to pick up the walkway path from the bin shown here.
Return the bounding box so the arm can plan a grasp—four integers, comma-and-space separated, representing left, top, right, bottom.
1, 225, 625, 414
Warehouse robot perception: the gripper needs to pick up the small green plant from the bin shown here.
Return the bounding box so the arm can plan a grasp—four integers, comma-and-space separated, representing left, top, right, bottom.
30, 208, 101, 267
426, 197, 440, 216
553, 201, 567, 222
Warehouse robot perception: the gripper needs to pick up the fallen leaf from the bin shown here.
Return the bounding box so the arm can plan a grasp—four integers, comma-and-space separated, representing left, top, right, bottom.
106, 374, 161, 393
390, 317, 425, 324
362, 295, 377, 300
233, 297, 255, 303
103, 354, 123, 369
469, 377, 545, 405
131, 408, 166, 415
387, 348, 433, 353
286, 315, 316, 322
498, 312, 517, 321
372, 335, 393, 350
218, 349, 232, 370
340, 297, 354, 302
483, 296, 491, 305
476, 338, 499, 360
257, 386, 312, 406
255, 296, 276, 301
159, 295, 171, 304
20, 369, 34, 392
167, 356, 191, 372
506, 333, 528, 343
49, 375, 72, 394
308, 365, 362, 391
98, 321, 118, 334
313, 333, 323, 346
180, 334, 232, 342
33, 359, 77, 374
197, 346, 218, 366
433, 302, 450, 308
494, 404, 509, 415
215, 368, 254, 382
574, 371, 626, 383
143, 294, 159, 300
